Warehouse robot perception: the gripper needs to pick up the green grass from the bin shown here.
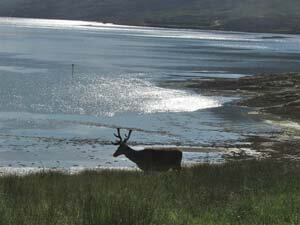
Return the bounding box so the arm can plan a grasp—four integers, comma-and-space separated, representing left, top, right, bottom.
1, 159, 300, 224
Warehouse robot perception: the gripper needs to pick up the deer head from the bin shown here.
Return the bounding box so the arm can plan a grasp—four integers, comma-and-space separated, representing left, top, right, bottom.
112, 128, 132, 157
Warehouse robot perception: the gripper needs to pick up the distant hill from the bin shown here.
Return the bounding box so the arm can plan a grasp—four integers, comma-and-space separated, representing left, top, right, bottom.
1, 0, 300, 33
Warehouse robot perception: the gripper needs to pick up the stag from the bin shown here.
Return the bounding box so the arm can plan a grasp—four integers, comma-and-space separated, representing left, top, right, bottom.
112, 128, 182, 171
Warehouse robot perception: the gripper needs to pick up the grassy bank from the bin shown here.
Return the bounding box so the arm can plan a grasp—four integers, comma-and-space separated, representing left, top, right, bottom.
1, 159, 300, 225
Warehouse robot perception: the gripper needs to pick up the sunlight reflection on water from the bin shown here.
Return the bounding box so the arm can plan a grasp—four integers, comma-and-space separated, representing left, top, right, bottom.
48, 74, 222, 116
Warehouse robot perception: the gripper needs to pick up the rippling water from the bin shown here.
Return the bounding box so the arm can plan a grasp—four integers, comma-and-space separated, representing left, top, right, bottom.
0, 17, 300, 170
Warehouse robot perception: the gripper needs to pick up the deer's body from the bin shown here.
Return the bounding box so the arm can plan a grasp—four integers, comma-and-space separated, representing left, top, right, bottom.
112, 129, 182, 172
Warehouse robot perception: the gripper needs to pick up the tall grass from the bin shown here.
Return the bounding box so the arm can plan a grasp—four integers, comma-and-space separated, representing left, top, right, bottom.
1, 159, 300, 225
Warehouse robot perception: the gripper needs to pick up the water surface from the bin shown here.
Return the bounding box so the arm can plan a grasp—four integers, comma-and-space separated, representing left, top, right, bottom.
1, 17, 300, 170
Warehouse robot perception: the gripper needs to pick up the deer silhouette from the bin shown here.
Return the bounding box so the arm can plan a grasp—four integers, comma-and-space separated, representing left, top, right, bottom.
112, 128, 182, 171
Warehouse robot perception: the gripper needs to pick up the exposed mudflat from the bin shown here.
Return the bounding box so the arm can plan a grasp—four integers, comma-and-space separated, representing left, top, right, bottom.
162, 72, 300, 159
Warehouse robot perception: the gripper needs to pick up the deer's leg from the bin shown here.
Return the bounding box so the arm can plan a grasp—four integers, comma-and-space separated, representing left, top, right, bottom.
173, 164, 181, 172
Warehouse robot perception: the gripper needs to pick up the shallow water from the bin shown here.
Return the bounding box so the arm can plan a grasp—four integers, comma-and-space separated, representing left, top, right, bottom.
1, 17, 300, 170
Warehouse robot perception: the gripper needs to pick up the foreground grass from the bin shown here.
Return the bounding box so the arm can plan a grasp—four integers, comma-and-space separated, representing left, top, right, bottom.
1, 160, 300, 225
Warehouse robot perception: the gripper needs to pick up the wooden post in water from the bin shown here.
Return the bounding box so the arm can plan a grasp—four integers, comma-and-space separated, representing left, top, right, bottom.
72, 64, 74, 79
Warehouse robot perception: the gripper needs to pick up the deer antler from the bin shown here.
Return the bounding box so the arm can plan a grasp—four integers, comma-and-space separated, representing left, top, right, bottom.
112, 128, 122, 145
124, 130, 132, 143
112, 128, 133, 145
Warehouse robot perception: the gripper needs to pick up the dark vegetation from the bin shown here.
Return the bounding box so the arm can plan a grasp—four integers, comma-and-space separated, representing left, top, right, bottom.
1, 0, 300, 33
1, 159, 300, 225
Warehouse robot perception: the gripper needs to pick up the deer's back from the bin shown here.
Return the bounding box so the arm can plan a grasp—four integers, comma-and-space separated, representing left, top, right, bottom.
136, 148, 182, 171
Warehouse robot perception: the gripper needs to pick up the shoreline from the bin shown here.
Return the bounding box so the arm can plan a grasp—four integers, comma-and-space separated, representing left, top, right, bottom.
1, 72, 298, 174
162, 72, 300, 159
2, 16, 300, 35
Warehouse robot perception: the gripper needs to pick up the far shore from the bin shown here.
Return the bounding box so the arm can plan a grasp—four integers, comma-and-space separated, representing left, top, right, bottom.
2, 16, 300, 35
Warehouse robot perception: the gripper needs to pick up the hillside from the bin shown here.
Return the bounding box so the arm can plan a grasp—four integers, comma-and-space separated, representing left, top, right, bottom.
0, 0, 300, 33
